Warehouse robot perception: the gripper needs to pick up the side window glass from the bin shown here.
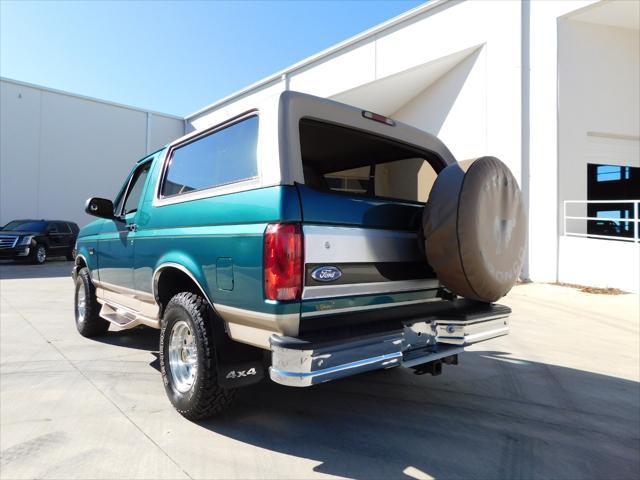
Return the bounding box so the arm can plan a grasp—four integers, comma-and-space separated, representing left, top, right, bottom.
53, 222, 71, 233
161, 116, 258, 197
48, 223, 59, 233
122, 163, 151, 215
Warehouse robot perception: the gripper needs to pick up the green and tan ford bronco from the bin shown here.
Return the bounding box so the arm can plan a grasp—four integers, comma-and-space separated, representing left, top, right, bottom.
72, 91, 526, 419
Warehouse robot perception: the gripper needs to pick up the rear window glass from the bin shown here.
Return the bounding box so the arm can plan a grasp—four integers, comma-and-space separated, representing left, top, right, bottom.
299, 119, 438, 203
161, 116, 258, 197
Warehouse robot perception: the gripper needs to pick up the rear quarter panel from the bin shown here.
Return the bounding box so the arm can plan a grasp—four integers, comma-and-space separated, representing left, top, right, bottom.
133, 184, 302, 317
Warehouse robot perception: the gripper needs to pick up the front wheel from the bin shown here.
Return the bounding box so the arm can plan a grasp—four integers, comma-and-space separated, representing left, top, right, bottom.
160, 292, 236, 419
74, 267, 110, 337
32, 244, 47, 264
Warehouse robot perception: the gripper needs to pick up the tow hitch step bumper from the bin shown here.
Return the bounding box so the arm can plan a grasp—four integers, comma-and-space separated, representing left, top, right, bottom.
434, 316, 510, 346
270, 302, 510, 387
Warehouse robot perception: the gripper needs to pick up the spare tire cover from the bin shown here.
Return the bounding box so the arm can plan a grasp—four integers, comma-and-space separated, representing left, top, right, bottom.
423, 156, 526, 302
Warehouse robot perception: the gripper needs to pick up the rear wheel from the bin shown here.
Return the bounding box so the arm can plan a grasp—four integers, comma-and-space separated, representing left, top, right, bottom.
160, 292, 236, 419
74, 267, 110, 337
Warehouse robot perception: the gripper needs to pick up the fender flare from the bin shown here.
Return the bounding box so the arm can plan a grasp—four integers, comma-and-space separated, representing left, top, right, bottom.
152, 261, 264, 388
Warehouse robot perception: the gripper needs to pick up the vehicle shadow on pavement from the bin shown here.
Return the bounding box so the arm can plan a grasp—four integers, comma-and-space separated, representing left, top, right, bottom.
94, 327, 160, 355
0, 260, 73, 280
196, 351, 639, 480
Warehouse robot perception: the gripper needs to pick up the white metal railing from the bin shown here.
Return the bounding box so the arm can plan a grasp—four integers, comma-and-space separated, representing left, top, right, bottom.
564, 200, 639, 243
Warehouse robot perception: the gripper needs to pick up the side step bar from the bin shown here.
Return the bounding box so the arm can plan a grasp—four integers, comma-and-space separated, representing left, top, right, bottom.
97, 299, 159, 329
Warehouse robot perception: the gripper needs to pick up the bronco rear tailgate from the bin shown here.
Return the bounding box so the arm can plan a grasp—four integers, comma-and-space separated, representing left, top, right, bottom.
296, 184, 440, 332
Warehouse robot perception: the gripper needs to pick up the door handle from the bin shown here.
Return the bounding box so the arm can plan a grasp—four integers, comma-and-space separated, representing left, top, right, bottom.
127, 223, 138, 232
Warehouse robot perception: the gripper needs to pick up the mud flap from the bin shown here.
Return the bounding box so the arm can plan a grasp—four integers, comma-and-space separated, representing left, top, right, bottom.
210, 315, 265, 389
217, 360, 265, 388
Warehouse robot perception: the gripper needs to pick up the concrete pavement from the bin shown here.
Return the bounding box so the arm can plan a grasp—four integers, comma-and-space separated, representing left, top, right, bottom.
1, 261, 639, 479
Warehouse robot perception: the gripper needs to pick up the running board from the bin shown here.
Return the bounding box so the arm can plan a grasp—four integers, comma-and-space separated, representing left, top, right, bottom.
97, 300, 160, 329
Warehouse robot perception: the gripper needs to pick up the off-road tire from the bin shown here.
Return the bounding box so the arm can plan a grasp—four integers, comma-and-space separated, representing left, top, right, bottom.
160, 292, 236, 419
75, 267, 110, 337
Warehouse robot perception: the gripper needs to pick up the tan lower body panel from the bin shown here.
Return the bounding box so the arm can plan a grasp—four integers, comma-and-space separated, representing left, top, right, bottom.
214, 303, 297, 350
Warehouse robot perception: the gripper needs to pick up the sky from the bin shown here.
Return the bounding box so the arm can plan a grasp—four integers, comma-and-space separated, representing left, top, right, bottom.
1, 0, 424, 116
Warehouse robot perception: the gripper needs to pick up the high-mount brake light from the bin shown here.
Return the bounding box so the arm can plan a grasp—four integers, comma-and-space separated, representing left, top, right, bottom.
264, 223, 303, 301
362, 110, 396, 126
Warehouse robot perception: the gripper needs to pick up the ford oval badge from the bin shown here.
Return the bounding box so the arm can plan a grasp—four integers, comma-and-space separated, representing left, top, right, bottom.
310, 266, 342, 282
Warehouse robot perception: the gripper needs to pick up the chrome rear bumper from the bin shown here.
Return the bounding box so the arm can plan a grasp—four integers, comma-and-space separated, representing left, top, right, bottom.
434, 315, 510, 346
269, 302, 510, 387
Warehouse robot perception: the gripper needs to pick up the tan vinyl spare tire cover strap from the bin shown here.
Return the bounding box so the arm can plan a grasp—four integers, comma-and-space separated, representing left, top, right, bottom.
423, 156, 526, 302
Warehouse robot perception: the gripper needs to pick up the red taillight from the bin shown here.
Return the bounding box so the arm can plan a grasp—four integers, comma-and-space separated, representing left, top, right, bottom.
264, 223, 303, 301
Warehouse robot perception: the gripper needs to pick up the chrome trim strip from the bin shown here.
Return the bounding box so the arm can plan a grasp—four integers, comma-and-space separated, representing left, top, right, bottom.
303, 225, 423, 264
152, 262, 214, 308
301, 279, 439, 300
464, 326, 510, 343
153, 177, 263, 207
95, 279, 156, 302
0, 235, 19, 249
301, 297, 440, 317
125, 232, 263, 240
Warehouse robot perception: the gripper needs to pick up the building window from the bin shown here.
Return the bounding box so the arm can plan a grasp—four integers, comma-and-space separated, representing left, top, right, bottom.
587, 163, 640, 239
595, 165, 632, 182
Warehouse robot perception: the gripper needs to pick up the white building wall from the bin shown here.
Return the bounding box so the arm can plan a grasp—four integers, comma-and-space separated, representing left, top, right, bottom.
391, 48, 487, 163
527, 0, 599, 282
559, 236, 639, 293
558, 18, 640, 231
188, 81, 284, 132
0, 79, 184, 227
0, 82, 41, 224
150, 114, 186, 153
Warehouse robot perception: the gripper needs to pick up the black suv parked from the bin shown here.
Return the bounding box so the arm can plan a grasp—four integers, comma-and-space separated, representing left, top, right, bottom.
0, 219, 79, 264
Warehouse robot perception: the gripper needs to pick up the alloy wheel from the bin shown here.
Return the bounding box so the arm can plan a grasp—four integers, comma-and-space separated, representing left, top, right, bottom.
168, 320, 198, 393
